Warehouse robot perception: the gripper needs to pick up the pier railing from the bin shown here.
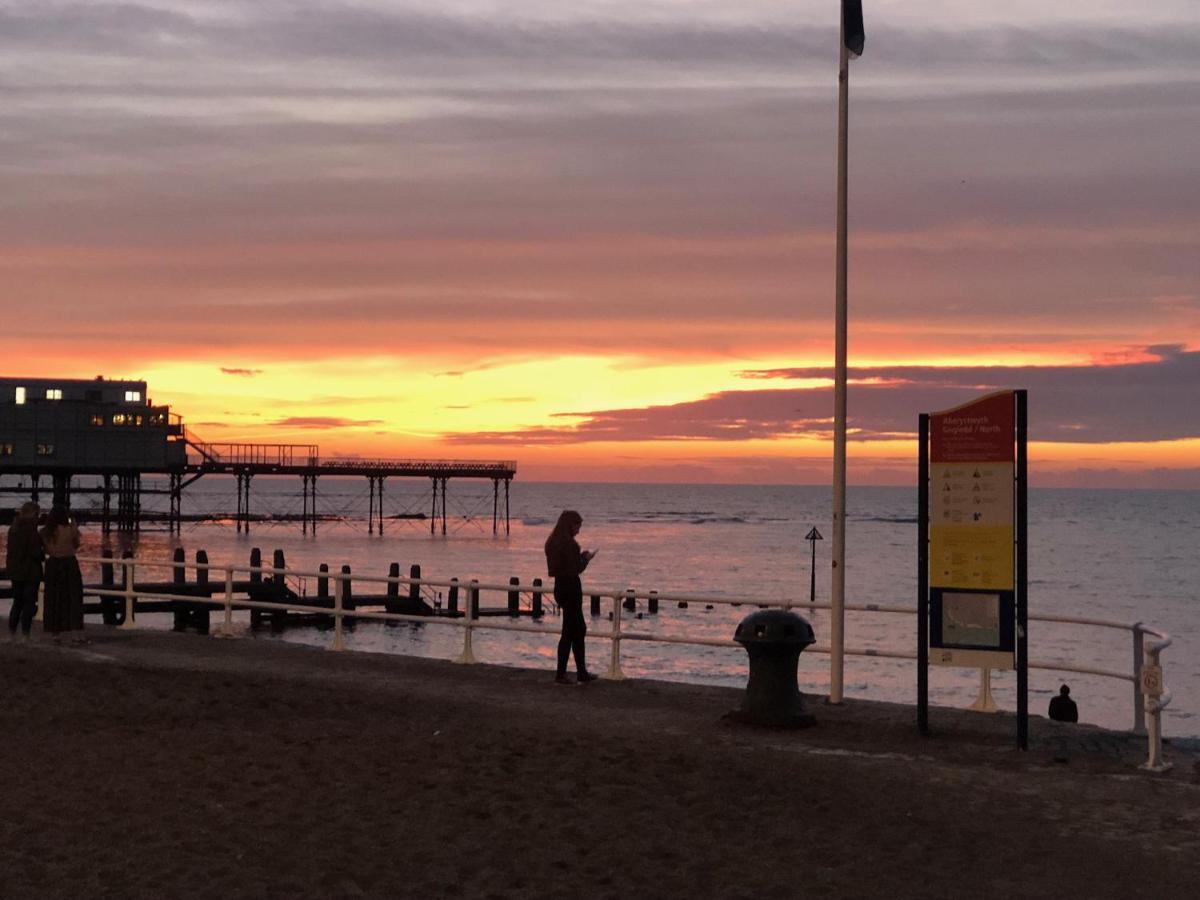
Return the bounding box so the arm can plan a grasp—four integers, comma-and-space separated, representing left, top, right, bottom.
71, 554, 1173, 772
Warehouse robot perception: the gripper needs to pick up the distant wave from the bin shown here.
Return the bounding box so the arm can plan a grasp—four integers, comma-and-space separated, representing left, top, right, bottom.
859, 516, 919, 524
521, 517, 552, 526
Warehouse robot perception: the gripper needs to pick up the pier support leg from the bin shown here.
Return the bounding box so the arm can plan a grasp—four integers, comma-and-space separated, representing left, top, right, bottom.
492, 479, 499, 535
504, 478, 510, 536
440, 478, 448, 536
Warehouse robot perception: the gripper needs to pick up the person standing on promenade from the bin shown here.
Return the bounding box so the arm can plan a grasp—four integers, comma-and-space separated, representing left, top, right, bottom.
40, 506, 85, 644
545, 510, 598, 685
6, 502, 44, 640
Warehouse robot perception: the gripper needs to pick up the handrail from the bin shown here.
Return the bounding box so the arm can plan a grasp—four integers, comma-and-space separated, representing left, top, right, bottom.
68, 553, 1172, 769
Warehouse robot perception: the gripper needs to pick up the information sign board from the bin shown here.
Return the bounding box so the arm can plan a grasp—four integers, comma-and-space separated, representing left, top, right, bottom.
928, 392, 1016, 669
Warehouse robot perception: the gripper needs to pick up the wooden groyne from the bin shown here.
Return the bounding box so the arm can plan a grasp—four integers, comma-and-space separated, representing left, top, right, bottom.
59, 545, 601, 635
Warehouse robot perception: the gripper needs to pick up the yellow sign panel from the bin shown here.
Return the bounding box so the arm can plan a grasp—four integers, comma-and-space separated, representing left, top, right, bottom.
929, 460, 1014, 590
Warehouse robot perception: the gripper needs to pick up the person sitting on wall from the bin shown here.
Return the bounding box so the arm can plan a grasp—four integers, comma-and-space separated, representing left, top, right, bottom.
1048, 684, 1078, 723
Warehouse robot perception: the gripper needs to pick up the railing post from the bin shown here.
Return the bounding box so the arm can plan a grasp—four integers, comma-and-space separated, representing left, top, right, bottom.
968, 668, 998, 712
1140, 642, 1171, 773
332, 573, 346, 651
608, 592, 629, 680
1131, 623, 1146, 735
120, 559, 137, 630
221, 566, 235, 637
456, 579, 478, 664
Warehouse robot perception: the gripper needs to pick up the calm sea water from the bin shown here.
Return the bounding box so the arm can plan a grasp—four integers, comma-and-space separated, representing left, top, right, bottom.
51, 479, 1200, 737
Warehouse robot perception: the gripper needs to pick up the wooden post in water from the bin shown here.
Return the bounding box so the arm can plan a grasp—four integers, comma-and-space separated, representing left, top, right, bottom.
469, 580, 480, 620
447, 578, 459, 615
531, 578, 543, 618
340, 565, 355, 622
317, 563, 329, 600
649, 590, 659, 614
249, 548, 262, 583
195, 549, 211, 635
387, 562, 400, 599
408, 564, 421, 606
508, 576, 520, 616
623, 589, 636, 613
590, 595, 601, 616
100, 547, 118, 625
172, 547, 188, 631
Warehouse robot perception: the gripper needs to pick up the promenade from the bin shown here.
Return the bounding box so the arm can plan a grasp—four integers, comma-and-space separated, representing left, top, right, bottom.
1, 628, 1197, 899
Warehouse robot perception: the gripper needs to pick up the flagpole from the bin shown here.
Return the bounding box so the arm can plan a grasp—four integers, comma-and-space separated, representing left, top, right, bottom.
830, 7, 851, 705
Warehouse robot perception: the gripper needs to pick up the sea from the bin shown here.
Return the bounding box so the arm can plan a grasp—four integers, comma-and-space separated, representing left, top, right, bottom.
52, 479, 1200, 738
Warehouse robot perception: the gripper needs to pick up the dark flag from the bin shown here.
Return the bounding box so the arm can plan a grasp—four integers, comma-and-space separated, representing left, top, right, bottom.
843, 0, 866, 57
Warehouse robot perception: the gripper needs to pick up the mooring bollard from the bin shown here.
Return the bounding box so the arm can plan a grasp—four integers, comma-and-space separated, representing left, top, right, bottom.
317, 563, 329, 600
532, 578, 543, 618
249, 548, 262, 583
623, 589, 636, 613
648, 590, 658, 614
590, 595, 601, 616
387, 563, 400, 598
447, 577, 459, 615
731, 610, 816, 727
508, 576, 520, 616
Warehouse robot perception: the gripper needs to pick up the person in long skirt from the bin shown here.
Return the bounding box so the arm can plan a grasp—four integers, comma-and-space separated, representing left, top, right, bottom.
40, 505, 84, 643
544, 510, 598, 684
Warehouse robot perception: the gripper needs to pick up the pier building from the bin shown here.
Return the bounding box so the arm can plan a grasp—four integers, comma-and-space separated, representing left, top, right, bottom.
0, 376, 516, 534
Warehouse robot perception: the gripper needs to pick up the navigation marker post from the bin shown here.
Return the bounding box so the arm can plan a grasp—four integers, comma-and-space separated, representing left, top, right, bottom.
805, 527, 823, 605
831, 0, 866, 704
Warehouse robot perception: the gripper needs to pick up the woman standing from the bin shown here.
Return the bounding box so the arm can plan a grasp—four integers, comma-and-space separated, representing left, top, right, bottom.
5, 502, 44, 640
40, 505, 84, 643
544, 510, 598, 684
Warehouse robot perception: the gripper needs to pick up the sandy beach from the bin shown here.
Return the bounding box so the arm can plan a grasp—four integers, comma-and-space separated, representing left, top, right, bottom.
1, 627, 1197, 899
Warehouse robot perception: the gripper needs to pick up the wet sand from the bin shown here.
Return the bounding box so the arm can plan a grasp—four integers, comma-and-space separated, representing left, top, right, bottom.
1, 628, 1197, 899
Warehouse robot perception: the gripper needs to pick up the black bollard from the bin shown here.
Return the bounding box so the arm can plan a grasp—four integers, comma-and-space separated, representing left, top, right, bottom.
317, 563, 329, 600
447, 578, 459, 616
387, 563, 400, 598
249, 548, 262, 583
623, 589, 637, 613
340, 564, 355, 612
531, 578, 543, 618
648, 590, 659, 614
508, 576, 520, 616
590, 595, 601, 616
731, 610, 816, 728
469, 580, 480, 619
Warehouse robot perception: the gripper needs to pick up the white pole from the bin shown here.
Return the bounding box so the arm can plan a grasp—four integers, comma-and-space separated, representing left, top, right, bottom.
830, 10, 850, 704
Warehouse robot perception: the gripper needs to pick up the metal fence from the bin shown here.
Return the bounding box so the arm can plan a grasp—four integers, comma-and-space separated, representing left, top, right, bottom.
72, 553, 1173, 771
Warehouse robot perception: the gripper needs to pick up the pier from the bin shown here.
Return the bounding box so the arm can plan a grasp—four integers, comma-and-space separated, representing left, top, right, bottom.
0, 377, 516, 535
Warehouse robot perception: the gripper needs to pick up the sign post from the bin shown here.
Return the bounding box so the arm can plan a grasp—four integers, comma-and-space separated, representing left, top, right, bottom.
918, 390, 1028, 748
805, 526, 823, 605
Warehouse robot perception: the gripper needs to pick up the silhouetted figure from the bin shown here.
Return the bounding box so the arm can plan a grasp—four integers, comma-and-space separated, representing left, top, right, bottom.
6, 502, 44, 639
40, 505, 85, 643
1048, 684, 1078, 723
545, 510, 598, 684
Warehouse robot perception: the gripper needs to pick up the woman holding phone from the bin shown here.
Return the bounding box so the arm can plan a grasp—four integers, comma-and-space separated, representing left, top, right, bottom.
544, 510, 598, 684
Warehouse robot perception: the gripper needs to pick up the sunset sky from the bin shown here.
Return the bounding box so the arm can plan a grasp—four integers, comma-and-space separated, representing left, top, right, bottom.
2, 1, 1198, 485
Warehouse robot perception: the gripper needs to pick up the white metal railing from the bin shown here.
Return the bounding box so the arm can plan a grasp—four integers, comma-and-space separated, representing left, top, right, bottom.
66, 554, 1173, 771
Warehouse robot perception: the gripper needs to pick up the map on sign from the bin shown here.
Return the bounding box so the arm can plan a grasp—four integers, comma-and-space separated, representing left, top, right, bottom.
941, 592, 1001, 648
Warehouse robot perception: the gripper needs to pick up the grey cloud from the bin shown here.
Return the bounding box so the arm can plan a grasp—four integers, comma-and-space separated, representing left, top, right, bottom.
450, 347, 1200, 445
269, 416, 384, 429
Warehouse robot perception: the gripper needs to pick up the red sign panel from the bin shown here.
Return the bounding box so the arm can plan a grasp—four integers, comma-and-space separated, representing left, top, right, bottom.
931, 391, 1016, 463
